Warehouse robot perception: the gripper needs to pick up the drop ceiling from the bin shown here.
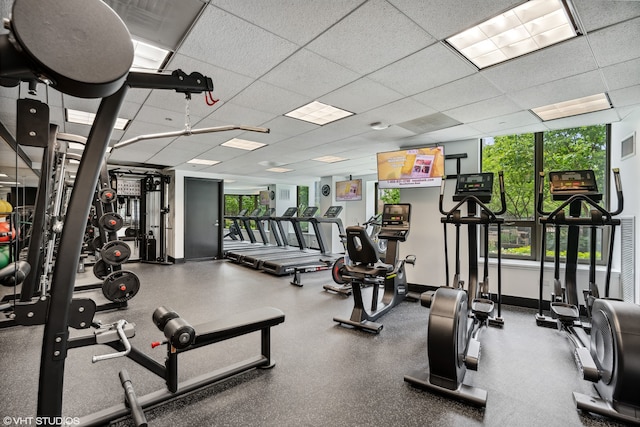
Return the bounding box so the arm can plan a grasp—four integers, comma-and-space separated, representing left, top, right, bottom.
1, 0, 639, 190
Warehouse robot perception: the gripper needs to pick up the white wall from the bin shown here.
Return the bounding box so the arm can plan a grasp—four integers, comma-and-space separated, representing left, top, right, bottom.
611, 108, 640, 303
400, 139, 479, 288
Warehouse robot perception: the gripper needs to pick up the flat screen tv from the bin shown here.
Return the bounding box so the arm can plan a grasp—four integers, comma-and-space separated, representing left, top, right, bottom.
377, 146, 445, 189
335, 179, 362, 201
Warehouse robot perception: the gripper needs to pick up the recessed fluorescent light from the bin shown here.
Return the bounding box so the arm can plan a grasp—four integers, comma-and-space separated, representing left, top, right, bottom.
187, 158, 220, 166
131, 39, 170, 72
69, 159, 80, 164
313, 155, 347, 163
285, 101, 354, 125
446, 0, 577, 69
66, 109, 130, 130
221, 138, 266, 151
266, 167, 292, 173
68, 142, 85, 150
0, 173, 7, 177
531, 93, 611, 121
0, 181, 20, 185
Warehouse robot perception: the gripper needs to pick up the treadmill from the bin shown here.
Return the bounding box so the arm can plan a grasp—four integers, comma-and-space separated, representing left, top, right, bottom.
237, 206, 320, 268
261, 206, 344, 276
225, 207, 298, 264
222, 208, 249, 253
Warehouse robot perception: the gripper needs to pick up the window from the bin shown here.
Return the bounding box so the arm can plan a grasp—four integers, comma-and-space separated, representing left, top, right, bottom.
482, 124, 609, 261
224, 194, 259, 228
376, 186, 400, 214
297, 186, 309, 232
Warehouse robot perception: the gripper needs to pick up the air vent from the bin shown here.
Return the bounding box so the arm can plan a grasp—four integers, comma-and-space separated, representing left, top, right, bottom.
279, 189, 290, 200
620, 216, 635, 303
397, 113, 462, 135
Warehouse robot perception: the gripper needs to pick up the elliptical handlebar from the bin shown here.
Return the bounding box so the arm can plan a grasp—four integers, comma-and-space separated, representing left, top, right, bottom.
537, 169, 623, 223
439, 172, 505, 222
611, 168, 624, 215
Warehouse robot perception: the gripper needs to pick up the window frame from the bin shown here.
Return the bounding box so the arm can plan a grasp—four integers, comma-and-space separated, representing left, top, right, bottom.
481, 124, 611, 263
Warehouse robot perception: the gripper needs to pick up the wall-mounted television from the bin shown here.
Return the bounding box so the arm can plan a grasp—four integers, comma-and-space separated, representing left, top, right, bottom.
335, 179, 362, 201
377, 146, 445, 189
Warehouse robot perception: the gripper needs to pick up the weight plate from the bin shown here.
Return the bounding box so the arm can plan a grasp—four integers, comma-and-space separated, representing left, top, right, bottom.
93, 259, 110, 280
99, 188, 117, 204
102, 270, 140, 303
92, 236, 104, 252
101, 240, 131, 266
332, 257, 346, 285
99, 212, 124, 232
124, 227, 138, 238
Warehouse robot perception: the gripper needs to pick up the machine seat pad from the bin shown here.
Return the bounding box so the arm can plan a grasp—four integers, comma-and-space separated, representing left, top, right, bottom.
550, 302, 579, 320
345, 262, 393, 277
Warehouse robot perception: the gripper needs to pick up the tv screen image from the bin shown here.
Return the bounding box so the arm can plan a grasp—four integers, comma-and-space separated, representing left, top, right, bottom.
335, 179, 362, 201
377, 146, 445, 189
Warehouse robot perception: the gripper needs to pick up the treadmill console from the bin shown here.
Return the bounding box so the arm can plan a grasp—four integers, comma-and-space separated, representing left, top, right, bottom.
281, 207, 298, 217
454, 173, 494, 203
299, 206, 319, 218
548, 170, 601, 202
378, 203, 411, 241
324, 206, 343, 218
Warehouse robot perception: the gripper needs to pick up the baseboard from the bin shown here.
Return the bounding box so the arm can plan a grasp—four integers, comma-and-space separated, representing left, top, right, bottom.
168, 256, 185, 264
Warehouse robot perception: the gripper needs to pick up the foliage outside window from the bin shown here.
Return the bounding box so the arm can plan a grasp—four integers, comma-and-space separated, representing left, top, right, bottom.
482, 125, 609, 261
297, 186, 309, 232
377, 188, 400, 214
224, 194, 259, 228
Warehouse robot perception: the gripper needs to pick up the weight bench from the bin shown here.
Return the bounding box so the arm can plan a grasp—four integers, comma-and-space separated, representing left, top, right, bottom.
74, 306, 285, 426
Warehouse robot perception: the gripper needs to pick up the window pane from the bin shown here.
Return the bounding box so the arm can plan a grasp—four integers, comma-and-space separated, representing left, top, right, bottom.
482, 133, 535, 221
542, 125, 607, 261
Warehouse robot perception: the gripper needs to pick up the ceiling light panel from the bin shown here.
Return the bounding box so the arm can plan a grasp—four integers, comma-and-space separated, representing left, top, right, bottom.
313, 155, 347, 163
266, 167, 292, 173
66, 109, 130, 130
187, 158, 221, 166
531, 93, 611, 121
446, 0, 577, 69
285, 101, 354, 125
221, 138, 266, 151
131, 39, 170, 71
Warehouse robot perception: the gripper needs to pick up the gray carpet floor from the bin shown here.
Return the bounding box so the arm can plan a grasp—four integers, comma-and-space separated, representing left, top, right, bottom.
0, 259, 629, 426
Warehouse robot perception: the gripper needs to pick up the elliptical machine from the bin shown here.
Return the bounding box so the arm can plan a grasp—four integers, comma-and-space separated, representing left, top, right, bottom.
333, 204, 415, 333
404, 171, 506, 407
535, 169, 640, 424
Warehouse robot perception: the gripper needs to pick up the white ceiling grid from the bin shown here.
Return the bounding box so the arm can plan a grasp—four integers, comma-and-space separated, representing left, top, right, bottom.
0, 0, 639, 190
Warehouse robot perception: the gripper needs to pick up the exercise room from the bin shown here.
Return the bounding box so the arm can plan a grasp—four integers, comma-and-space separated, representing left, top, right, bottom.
1, 1, 640, 426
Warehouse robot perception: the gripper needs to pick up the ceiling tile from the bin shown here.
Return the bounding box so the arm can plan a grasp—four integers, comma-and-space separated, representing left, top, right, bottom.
481, 37, 599, 93
572, 0, 640, 33
178, 5, 299, 78
468, 111, 541, 134
229, 80, 309, 115
261, 48, 360, 98
508, 70, 607, 110
306, 0, 434, 74
601, 58, 640, 91
389, 0, 523, 39
444, 95, 522, 123
368, 43, 476, 96
609, 85, 640, 109
412, 74, 503, 112
587, 17, 640, 67
209, 0, 365, 45
319, 77, 404, 114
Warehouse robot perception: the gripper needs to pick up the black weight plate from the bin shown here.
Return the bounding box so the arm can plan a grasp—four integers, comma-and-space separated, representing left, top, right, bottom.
93, 259, 110, 280
99, 212, 124, 232
332, 257, 346, 285
101, 240, 131, 266
99, 188, 117, 204
11, 0, 133, 98
124, 227, 138, 238
92, 236, 104, 252
102, 270, 140, 303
